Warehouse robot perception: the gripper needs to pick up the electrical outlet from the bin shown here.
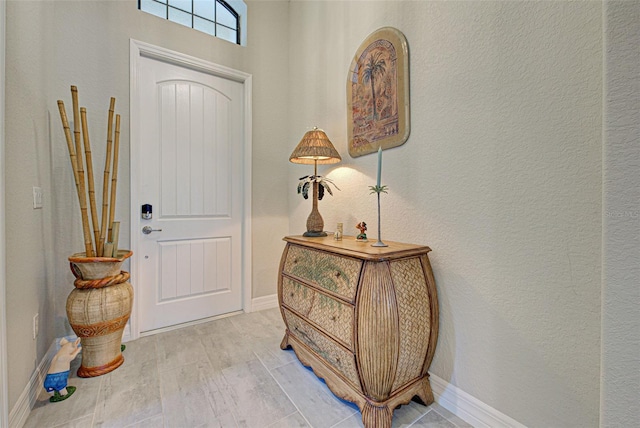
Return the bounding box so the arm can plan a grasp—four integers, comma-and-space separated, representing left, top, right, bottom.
33, 187, 43, 209
33, 313, 39, 339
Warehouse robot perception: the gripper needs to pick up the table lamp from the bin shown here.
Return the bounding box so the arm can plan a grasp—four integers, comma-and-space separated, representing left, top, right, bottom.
289, 127, 341, 237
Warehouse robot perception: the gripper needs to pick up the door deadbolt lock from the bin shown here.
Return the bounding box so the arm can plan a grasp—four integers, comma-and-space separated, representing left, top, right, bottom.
142, 226, 162, 235
141, 204, 152, 220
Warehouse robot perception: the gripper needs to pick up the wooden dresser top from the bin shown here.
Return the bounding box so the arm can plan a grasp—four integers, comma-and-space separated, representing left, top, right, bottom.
283, 235, 431, 261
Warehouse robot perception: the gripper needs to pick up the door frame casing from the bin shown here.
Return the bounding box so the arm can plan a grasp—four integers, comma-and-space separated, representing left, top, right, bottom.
0, 0, 8, 425
129, 39, 253, 340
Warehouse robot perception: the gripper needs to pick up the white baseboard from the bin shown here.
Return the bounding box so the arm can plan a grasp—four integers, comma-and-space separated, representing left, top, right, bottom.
250, 294, 278, 312
9, 339, 60, 428
430, 373, 526, 428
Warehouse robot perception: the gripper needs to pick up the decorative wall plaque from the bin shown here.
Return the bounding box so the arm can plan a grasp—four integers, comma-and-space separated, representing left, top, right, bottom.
347, 27, 410, 158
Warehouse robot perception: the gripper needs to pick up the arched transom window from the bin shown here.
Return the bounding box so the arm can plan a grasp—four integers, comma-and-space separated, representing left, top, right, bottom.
139, 0, 242, 45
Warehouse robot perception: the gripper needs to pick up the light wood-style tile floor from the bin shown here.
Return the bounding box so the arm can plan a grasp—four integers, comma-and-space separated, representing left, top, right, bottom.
24, 308, 472, 428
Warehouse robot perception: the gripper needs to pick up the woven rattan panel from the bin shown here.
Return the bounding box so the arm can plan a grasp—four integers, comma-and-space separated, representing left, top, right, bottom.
284, 308, 361, 390
389, 257, 431, 391
282, 277, 354, 349
283, 245, 361, 302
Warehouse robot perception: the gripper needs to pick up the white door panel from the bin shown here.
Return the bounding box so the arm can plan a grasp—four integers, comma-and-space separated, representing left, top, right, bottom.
136, 54, 244, 332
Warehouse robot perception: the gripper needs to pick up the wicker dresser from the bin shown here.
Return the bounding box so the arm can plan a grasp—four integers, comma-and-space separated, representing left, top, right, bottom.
278, 235, 439, 428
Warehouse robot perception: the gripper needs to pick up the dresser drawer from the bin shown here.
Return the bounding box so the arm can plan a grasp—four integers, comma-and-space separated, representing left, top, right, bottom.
283, 244, 362, 302
283, 308, 361, 390
282, 277, 354, 349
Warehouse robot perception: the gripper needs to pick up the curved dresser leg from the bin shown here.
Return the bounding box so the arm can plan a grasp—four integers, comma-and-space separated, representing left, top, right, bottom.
361, 402, 393, 428
414, 376, 435, 407
280, 332, 291, 350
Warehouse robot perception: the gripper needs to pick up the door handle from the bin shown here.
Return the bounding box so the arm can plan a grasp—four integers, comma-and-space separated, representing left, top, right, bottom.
142, 226, 163, 235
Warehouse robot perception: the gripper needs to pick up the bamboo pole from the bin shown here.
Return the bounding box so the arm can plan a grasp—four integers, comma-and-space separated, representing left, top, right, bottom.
71, 86, 94, 256
111, 221, 120, 258
103, 242, 114, 259
58, 100, 78, 188
81, 107, 100, 253
56, 101, 79, 184
99, 98, 116, 257
108, 114, 121, 244
58, 100, 92, 258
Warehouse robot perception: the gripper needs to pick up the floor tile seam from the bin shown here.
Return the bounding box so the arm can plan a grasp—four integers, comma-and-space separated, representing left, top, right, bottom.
138, 335, 167, 425
156, 360, 208, 374
267, 353, 360, 427
257, 352, 315, 428
154, 349, 168, 428
200, 333, 226, 379
430, 407, 470, 428
227, 315, 253, 335
405, 407, 436, 428
430, 407, 465, 427
156, 337, 211, 371
48, 413, 93, 428
121, 413, 162, 428
266, 410, 305, 428
192, 365, 237, 425
328, 412, 357, 428
88, 374, 105, 427
263, 351, 299, 371
327, 402, 433, 428
429, 401, 475, 426
215, 368, 240, 427
218, 359, 268, 427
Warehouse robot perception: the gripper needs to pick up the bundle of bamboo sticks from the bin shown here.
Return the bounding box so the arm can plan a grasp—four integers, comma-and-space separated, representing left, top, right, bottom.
57, 86, 121, 258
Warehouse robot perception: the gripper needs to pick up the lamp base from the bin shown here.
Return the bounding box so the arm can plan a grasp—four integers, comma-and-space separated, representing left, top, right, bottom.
303, 231, 327, 237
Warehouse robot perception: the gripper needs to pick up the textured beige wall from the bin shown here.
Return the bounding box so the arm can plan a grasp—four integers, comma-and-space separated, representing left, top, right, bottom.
602, 1, 640, 426
5, 0, 54, 411
5, 0, 290, 409
287, 2, 602, 426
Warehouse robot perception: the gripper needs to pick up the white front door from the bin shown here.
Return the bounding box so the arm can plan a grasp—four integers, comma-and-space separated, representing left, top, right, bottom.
134, 51, 245, 333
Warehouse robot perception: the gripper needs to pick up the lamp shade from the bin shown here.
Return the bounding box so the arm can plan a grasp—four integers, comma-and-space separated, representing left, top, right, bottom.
289, 127, 341, 165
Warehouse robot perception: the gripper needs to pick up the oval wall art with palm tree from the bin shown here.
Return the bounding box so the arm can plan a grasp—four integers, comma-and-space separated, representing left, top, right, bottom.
347, 27, 410, 158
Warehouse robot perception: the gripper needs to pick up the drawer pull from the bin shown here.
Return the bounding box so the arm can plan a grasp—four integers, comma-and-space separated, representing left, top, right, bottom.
335, 271, 341, 277
331, 316, 336, 322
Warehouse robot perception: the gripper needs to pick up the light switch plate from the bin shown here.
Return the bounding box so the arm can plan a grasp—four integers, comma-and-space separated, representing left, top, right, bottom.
33, 187, 43, 209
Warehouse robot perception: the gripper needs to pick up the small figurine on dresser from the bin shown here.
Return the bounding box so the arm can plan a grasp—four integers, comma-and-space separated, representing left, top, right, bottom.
44, 338, 81, 402
356, 222, 368, 241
